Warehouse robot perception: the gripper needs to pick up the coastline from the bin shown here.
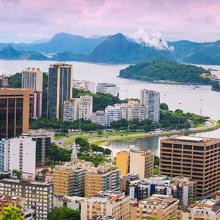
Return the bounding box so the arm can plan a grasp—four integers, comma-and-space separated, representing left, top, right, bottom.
60, 120, 220, 148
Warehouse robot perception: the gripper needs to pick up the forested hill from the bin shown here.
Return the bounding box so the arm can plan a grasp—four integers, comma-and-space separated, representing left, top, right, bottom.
119, 60, 212, 84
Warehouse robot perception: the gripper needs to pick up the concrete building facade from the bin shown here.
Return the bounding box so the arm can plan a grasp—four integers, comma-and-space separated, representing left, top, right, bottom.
129, 150, 153, 179
160, 136, 220, 199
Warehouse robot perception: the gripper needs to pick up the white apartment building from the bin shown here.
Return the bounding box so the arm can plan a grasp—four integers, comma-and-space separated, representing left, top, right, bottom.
140, 89, 160, 123
63, 98, 80, 122
0, 179, 53, 220
121, 100, 146, 121
0, 137, 36, 179
21, 67, 43, 119
73, 80, 95, 93
21, 67, 43, 92
92, 111, 108, 127
63, 96, 93, 122
105, 104, 122, 126
79, 96, 93, 120
96, 83, 119, 97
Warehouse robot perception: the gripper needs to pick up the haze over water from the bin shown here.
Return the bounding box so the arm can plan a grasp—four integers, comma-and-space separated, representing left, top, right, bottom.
1, 60, 220, 154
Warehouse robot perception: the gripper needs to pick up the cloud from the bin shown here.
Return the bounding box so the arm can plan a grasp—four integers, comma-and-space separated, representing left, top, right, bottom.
0, 0, 220, 42
130, 28, 174, 51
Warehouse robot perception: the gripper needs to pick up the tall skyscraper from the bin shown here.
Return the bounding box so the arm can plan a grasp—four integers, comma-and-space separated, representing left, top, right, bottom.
0, 89, 33, 139
47, 63, 73, 120
140, 89, 160, 123
22, 67, 43, 119
160, 136, 220, 199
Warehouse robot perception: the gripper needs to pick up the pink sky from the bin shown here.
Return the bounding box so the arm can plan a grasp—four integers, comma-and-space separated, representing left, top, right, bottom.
1, 0, 220, 42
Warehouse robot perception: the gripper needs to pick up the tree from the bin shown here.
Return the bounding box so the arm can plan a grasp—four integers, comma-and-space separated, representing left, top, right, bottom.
12, 169, 22, 180
48, 207, 80, 220
166, 217, 175, 220
104, 148, 112, 155
150, 216, 157, 220
0, 206, 24, 220
160, 103, 168, 110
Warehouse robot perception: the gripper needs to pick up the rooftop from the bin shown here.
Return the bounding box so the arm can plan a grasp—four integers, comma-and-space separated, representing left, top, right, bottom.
161, 136, 220, 145
139, 194, 178, 209
88, 191, 127, 204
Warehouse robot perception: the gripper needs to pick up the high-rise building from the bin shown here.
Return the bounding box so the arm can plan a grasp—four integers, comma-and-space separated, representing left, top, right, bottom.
105, 104, 122, 127
81, 191, 130, 220
0, 179, 53, 220
78, 96, 93, 121
53, 164, 85, 197
96, 83, 119, 97
116, 151, 130, 177
0, 137, 36, 179
85, 164, 120, 198
130, 194, 180, 220
130, 150, 153, 179
47, 63, 73, 120
121, 101, 146, 122
0, 89, 33, 139
140, 89, 160, 123
63, 98, 80, 122
63, 96, 93, 122
160, 136, 220, 199
22, 67, 43, 119
21, 67, 43, 92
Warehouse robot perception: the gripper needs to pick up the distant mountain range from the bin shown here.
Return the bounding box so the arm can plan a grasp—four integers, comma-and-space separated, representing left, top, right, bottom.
1, 32, 220, 65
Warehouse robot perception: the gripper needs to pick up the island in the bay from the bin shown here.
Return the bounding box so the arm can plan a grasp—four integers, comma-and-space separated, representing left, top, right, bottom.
119, 60, 220, 91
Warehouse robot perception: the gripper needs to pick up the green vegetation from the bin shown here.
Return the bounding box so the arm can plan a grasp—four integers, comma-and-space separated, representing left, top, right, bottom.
31, 118, 102, 132
76, 137, 111, 166
119, 60, 211, 84
110, 104, 207, 131
73, 88, 122, 111
49, 143, 71, 162
153, 156, 160, 175
48, 207, 80, 220
211, 81, 220, 91
0, 206, 24, 220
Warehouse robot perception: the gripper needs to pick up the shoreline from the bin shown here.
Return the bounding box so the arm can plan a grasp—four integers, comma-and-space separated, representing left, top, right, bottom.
87, 120, 220, 146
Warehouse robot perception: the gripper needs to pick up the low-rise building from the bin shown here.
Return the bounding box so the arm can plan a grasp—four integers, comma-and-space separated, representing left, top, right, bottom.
96, 83, 119, 97
182, 199, 220, 220
92, 111, 108, 127
0, 179, 53, 220
73, 80, 95, 93
81, 191, 130, 220
129, 175, 195, 207
130, 194, 180, 220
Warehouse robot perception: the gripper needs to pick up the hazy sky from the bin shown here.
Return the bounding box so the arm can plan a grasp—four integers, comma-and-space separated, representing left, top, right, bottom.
1, 0, 220, 42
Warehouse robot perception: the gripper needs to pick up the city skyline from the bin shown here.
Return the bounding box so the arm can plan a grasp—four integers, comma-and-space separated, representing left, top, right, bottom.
0, 0, 220, 42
